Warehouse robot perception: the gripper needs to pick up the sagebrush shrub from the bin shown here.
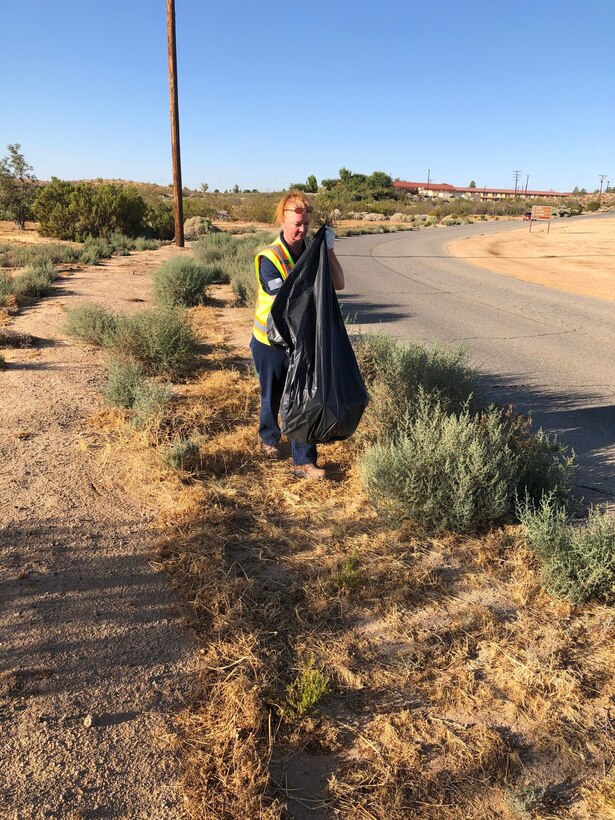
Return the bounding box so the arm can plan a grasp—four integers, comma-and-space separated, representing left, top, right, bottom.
80, 235, 114, 265
0, 272, 12, 305
104, 357, 145, 408
284, 661, 330, 719
134, 236, 159, 251
511, 421, 575, 507
231, 267, 258, 305
108, 231, 134, 255
130, 380, 173, 430
160, 437, 200, 470
192, 232, 238, 266
360, 395, 575, 534
114, 307, 199, 377
11, 261, 58, 302
64, 302, 119, 347
152, 256, 216, 308
519, 495, 615, 603
361, 397, 515, 533
235, 232, 277, 257
192, 231, 274, 303
0, 242, 79, 268
353, 333, 477, 442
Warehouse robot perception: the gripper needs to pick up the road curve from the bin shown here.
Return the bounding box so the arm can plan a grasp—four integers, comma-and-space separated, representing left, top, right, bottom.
336, 217, 615, 504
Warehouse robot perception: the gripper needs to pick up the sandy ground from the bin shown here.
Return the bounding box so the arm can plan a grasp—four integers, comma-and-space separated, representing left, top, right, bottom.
0, 242, 197, 818
447, 216, 615, 301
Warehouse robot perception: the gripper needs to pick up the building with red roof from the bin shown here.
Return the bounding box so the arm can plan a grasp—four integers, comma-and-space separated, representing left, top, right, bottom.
392, 180, 570, 200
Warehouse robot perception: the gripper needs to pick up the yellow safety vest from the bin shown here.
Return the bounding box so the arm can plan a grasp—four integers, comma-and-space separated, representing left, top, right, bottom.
252, 236, 296, 345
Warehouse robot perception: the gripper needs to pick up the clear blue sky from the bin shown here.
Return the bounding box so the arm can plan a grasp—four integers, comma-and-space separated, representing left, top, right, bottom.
1, 0, 613, 193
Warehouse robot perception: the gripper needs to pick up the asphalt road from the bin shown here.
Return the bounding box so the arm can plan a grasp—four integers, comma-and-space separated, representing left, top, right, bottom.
336, 216, 615, 504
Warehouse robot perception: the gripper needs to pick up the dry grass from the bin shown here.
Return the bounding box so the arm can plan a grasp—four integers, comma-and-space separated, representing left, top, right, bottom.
89, 288, 615, 819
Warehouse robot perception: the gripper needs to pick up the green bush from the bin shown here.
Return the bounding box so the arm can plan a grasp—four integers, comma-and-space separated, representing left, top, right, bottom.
65, 303, 199, 377
114, 307, 199, 377
361, 397, 515, 532
32, 178, 76, 239
0, 241, 80, 268
64, 302, 119, 347
230, 268, 257, 305
360, 396, 575, 534
130, 380, 173, 429
34, 178, 147, 240
152, 256, 216, 308
0, 259, 58, 306
183, 197, 217, 220
160, 437, 200, 470
104, 357, 146, 408
231, 194, 277, 223
512, 423, 574, 507
145, 201, 175, 240
192, 231, 239, 268
79, 235, 114, 265
585, 200, 601, 212
134, 236, 159, 251
192, 230, 274, 304
0, 272, 12, 306
284, 661, 330, 719
0, 235, 155, 271
11, 261, 58, 302
353, 333, 477, 442
108, 231, 134, 255
519, 495, 615, 603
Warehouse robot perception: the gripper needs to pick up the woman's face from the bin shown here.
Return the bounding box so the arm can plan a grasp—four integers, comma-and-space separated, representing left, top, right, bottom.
282, 208, 311, 246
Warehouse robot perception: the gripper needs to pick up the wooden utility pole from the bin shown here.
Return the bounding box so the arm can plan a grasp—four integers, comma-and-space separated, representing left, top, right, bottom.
513, 170, 521, 197
167, 0, 184, 246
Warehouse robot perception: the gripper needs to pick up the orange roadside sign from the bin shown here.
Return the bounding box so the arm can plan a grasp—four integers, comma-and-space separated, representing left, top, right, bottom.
532, 206, 552, 220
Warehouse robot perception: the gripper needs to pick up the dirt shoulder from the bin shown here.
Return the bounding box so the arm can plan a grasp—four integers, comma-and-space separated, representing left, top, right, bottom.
447, 216, 615, 301
0, 245, 197, 818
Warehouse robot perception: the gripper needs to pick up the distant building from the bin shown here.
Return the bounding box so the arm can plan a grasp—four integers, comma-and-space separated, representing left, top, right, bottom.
393, 181, 571, 201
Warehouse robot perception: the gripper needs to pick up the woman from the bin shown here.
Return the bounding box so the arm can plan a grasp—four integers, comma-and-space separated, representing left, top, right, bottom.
250, 191, 345, 479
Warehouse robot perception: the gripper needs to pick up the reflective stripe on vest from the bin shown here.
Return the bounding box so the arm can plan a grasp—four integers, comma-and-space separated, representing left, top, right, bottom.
252, 237, 295, 345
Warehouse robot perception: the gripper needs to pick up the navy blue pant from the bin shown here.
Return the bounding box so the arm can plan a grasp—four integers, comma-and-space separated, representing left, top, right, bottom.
250, 336, 317, 466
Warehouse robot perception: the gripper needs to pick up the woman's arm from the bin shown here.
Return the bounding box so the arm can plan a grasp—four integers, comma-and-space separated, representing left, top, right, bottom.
328, 249, 345, 291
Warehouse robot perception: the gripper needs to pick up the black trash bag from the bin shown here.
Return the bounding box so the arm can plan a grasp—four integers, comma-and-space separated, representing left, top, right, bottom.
267, 225, 368, 444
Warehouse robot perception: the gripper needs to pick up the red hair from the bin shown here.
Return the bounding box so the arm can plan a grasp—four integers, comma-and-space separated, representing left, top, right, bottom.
274, 191, 312, 225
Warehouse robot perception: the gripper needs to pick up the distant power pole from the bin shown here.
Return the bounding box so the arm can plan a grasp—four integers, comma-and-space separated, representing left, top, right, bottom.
598, 174, 607, 203
513, 170, 522, 197
167, 0, 184, 247
524, 174, 529, 195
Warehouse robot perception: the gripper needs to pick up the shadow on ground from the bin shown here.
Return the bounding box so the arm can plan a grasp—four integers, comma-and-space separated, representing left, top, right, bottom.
476, 373, 615, 503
